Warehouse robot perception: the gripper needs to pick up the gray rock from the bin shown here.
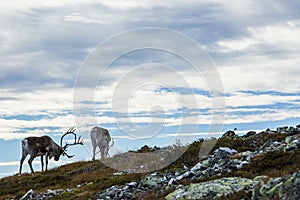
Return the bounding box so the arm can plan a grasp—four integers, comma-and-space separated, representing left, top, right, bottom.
165, 170, 174, 180
140, 173, 163, 189
190, 162, 202, 172
113, 171, 125, 176
219, 147, 238, 154
127, 181, 137, 189
285, 138, 300, 151
46, 189, 56, 197
20, 189, 35, 200
222, 130, 236, 138
252, 170, 300, 199
175, 171, 195, 181
243, 131, 257, 138
165, 177, 253, 200
236, 160, 249, 169
259, 139, 275, 153
168, 178, 176, 186
277, 126, 299, 135
66, 188, 74, 192
230, 151, 253, 161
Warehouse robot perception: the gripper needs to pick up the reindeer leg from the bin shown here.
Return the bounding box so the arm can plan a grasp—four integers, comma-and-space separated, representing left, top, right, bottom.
41, 155, 44, 171
104, 145, 109, 158
28, 155, 35, 174
45, 153, 48, 171
102, 145, 107, 159
100, 146, 105, 159
92, 145, 96, 161
19, 152, 28, 175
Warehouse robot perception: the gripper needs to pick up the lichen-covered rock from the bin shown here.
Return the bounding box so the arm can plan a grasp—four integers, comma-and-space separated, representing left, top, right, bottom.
284, 136, 300, 151
253, 170, 300, 199
139, 173, 164, 188
253, 175, 268, 184
165, 177, 253, 200
257, 135, 300, 154
258, 139, 280, 153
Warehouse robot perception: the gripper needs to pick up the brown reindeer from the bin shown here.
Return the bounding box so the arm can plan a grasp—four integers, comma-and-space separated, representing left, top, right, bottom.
19, 127, 83, 174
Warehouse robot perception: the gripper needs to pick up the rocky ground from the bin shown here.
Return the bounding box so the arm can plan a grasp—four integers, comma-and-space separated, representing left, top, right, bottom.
5, 124, 300, 200
96, 132, 300, 200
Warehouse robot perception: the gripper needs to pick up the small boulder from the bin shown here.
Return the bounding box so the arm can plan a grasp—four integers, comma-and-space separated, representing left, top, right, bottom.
259, 139, 279, 153
243, 131, 256, 138
140, 173, 163, 189
230, 151, 253, 161
127, 182, 138, 189
21, 189, 35, 200
212, 147, 238, 164
222, 130, 236, 138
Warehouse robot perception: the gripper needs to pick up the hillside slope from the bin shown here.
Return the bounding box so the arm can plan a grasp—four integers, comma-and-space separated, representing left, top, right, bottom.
1, 125, 300, 199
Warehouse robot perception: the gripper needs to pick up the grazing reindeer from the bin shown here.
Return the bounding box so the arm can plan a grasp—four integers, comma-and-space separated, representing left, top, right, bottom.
90, 127, 114, 160
19, 127, 83, 175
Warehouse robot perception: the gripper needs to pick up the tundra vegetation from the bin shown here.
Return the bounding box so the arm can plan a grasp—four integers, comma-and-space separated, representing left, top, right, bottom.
1, 125, 300, 199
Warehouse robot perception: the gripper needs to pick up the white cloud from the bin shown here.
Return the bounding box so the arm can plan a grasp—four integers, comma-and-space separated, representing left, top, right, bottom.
218, 57, 300, 93
0, 88, 74, 116
1, 79, 299, 141
63, 13, 109, 24
224, 109, 300, 124
0, 161, 20, 167
207, 20, 300, 95
0, 0, 99, 13
225, 92, 299, 108
0, 0, 299, 143
216, 20, 300, 53
0, 132, 43, 141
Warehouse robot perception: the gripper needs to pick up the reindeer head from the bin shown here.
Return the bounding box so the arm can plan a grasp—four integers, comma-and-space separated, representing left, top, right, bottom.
48, 149, 63, 161
60, 127, 84, 158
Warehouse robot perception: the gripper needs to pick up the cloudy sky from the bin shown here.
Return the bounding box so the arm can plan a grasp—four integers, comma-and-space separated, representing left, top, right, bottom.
0, 0, 300, 176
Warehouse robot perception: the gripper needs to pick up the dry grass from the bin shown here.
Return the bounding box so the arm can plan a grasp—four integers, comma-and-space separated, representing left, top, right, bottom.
0, 131, 297, 199
235, 149, 300, 178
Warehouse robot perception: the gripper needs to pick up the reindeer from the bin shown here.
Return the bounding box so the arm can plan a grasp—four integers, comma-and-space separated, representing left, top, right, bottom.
19, 127, 83, 175
90, 127, 114, 160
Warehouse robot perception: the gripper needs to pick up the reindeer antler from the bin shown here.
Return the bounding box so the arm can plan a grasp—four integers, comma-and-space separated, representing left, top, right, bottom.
60, 127, 84, 158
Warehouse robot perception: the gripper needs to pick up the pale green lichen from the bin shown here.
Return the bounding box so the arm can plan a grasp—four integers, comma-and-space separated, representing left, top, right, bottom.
165, 177, 253, 200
